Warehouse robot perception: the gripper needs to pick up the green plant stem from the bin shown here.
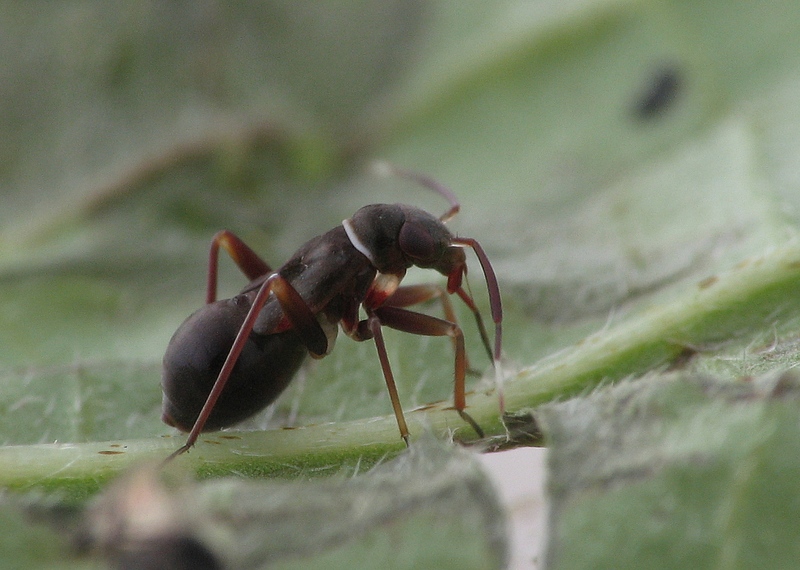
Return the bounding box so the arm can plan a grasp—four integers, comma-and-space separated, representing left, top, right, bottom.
502, 242, 800, 410
2, 242, 800, 499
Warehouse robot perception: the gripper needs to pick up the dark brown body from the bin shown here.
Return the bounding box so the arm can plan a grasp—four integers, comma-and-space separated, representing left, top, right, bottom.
162, 227, 374, 431
251, 227, 375, 334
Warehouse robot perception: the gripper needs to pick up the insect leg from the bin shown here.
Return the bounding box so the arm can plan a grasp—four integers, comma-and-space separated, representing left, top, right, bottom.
207, 230, 273, 303
386, 284, 493, 366
450, 237, 502, 362
268, 276, 329, 357
365, 310, 411, 446
451, 237, 505, 414
383, 284, 456, 317
372, 305, 484, 438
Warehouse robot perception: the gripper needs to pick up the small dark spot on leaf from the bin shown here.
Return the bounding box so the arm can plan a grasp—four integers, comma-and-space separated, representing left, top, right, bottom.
217, 435, 242, 440
698, 275, 718, 289
666, 346, 699, 371
98, 450, 125, 455
202, 439, 221, 445
633, 65, 683, 120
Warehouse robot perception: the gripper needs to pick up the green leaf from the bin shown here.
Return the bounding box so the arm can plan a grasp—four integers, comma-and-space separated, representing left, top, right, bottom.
3, 440, 507, 569
539, 372, 800, 569
0, 498, 87, 570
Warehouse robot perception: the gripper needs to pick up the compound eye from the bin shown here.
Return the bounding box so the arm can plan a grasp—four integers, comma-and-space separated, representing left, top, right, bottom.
398, 220, 436, 261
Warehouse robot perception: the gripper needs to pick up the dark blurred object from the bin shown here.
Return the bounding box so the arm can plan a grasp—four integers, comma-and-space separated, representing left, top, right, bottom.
78, 465, 221, 570
633, 65, 683, 120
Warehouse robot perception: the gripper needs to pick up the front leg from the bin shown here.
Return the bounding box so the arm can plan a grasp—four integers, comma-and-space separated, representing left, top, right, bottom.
383, 283, 493, 370
373, 306, 483, 438
342, 304, 484, 443
365, 309, 411, 445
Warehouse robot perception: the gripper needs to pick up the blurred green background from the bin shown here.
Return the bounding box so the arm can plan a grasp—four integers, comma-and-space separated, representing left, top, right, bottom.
4, 1, 800, 568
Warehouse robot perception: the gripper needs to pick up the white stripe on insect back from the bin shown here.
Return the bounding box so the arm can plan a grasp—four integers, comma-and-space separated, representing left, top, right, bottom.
342, 218, 376, 265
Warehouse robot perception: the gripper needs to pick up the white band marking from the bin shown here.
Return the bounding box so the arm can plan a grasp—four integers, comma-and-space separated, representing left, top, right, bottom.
342, 218, 376, 264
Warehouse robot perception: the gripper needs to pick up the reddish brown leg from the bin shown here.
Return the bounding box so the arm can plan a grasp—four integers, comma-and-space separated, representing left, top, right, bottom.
365, 310, 411, 445
451, 286, 494, 363
206, 230, 273, 303
383, 284, 460, 325
383, 284, 467, 369
167, 273, 328, 460
450, 237, 504, 414
450, 237, 502, 362
386, 284, 494, 366
357, 305, 485, 442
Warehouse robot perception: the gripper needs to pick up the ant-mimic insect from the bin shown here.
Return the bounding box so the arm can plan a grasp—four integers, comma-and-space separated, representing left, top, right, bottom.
161, 164, 503, 459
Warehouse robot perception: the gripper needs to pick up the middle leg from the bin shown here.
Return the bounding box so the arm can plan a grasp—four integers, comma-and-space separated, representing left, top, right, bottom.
370, 305, 485, 439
